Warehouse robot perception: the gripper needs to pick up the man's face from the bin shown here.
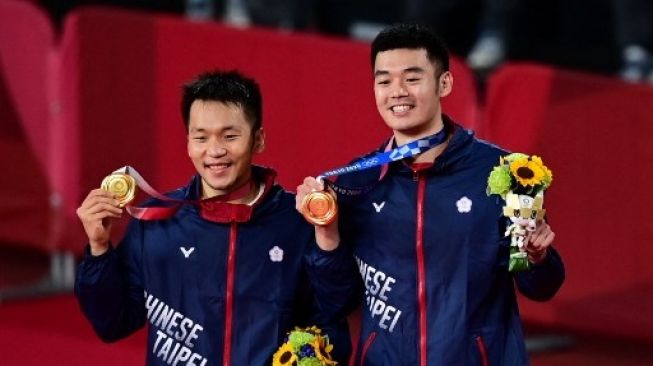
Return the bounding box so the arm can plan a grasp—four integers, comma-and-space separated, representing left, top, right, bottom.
187, 100, 264, 198
373, 48, 451, 142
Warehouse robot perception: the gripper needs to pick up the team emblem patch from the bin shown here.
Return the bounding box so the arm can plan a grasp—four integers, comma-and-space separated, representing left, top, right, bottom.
456, 196, 472, 213
269, 246, 284, 262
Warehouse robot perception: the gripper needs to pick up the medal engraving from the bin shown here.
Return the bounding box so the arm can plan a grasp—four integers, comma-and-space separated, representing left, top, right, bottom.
301, 190, 337, 226
101, 173, 136, 207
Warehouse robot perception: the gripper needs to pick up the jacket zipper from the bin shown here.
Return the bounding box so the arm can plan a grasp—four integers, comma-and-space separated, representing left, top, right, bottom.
359, 331, 377, 366
475, 336, 489, 366
416, 172, 428, 366
222, 222, 238, 366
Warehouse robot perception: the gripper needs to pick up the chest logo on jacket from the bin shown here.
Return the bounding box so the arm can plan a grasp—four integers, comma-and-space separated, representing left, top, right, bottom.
355, 256, 403, 333
180, 247, 195, 258
269, 245, 284, 262
456, 196, 472, 213
372, 201, 386, 213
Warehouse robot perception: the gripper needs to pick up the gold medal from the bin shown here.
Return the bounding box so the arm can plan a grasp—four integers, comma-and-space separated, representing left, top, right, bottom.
301, 190, 337, 226
101, 173, 136, 207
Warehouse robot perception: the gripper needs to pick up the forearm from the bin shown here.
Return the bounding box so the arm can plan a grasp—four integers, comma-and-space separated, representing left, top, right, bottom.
515, 247, 565, 301
75, 245, 145, 341
305, 243, 362, 320
314, 224, 340, 251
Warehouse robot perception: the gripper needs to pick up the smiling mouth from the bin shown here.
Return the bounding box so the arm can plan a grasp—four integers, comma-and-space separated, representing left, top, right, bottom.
390, 105, 413, 113
205, 163, 231, 171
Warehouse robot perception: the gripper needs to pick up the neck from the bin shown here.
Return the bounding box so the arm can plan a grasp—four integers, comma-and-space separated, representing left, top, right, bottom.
412, 136, 450, 163
226, 181, 258, 204
394, 117, 450, 164
202, 176, 256, 204
393, 117, 444, 146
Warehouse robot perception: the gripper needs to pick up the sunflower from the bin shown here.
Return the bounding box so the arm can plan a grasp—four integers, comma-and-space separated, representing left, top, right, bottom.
509, 157, 545, 187
311, 337, 337, 366
541, 165, 553, 187
273, 343, 298, 366
531, 155, 553, 188
304, 326, 322, 335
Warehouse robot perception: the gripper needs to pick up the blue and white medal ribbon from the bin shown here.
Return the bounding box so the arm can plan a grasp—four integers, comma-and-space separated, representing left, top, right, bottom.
318, 126, 450, 195
301, 126, 449, 226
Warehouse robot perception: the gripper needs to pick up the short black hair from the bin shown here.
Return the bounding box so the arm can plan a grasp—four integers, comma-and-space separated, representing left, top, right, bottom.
371, 23, 449, 73
181, 70, 262, 132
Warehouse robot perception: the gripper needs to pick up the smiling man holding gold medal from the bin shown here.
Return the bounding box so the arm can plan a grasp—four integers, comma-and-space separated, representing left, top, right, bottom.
75, 70, 358, 366
296, 24, 565, 366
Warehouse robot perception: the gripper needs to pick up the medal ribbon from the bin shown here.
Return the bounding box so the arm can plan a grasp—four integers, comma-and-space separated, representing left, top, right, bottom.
318, 126, 449, 195
112, 166, 264, 223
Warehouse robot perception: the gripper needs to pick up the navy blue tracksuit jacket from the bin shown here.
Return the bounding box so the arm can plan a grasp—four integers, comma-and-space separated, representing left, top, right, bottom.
75, 167, 360, 366
338, 118, 565, 366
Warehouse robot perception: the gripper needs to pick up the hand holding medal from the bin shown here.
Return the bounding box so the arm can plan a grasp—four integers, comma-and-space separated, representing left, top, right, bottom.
299, 177, 338, 226
77, 168, 140, 256
101, 172, 137, 207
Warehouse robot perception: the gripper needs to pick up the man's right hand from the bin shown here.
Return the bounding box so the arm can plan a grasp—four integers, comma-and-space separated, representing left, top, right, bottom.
76, 189, 123, 256
296, 177, 340, 251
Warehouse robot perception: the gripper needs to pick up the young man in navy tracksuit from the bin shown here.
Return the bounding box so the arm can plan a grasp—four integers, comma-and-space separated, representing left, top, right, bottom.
75, 70, 359, 366
296, 24, 565, 365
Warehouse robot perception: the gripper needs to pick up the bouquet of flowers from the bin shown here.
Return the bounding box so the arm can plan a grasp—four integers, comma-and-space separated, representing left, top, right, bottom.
272, 326, 337, 366
487, 153, 553, 271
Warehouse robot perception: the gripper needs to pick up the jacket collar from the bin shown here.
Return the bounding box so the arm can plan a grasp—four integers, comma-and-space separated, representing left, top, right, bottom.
385, 115, 475, 176
184, 166, 278, 223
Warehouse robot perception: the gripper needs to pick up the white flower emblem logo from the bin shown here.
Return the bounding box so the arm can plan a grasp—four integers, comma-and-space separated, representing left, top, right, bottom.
456, 196, 472, 213
269, 246, 284, 262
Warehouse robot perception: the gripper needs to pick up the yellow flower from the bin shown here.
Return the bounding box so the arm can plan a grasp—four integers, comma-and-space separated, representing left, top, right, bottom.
509, 157, 545, 187
530, 155, 543, 165
530, 155, 553, 188
541, 165, 553, 187
305, 326, 322, 335
311, 337, 337, 366
273, 343, 298, 366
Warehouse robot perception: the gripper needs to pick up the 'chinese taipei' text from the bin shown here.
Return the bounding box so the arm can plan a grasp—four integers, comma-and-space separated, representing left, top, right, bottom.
145, 291, 208, 366
355, 256, 403, 333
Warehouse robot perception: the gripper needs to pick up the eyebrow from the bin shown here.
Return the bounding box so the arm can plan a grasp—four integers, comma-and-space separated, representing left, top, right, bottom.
374, 66, 426, 78
189, 125, 241, 133
404, 66, 426, 74
374, 70, 390, 78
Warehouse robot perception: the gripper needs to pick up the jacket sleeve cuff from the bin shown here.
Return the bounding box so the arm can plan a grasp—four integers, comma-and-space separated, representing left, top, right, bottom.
83, 243, 114, 262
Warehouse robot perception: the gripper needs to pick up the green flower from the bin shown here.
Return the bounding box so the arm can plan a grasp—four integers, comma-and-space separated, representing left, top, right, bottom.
504, 153, 529, 163
487, 166, 512, 197
289, 331, 316, 348
297, 357, 323, 366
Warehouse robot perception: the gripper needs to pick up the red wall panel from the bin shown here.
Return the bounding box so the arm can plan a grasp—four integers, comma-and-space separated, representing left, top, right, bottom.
0, 1, 54, 249
486, 63, 653, 342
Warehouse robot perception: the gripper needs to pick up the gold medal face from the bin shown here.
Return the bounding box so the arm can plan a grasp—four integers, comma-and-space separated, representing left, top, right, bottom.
101, 173, 136, 207
301, 191, 337, 226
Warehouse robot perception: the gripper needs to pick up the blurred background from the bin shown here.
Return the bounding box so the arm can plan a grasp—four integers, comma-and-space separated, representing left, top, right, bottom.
1, 0, 652, 364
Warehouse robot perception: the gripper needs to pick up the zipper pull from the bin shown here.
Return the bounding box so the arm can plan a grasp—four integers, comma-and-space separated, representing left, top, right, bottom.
410, 162, 432, 181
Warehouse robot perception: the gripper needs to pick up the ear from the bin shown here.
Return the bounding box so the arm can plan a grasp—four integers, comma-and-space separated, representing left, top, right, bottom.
253, 128, 265, 153
186, 133, 192, 158
438, 71, 453, 97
